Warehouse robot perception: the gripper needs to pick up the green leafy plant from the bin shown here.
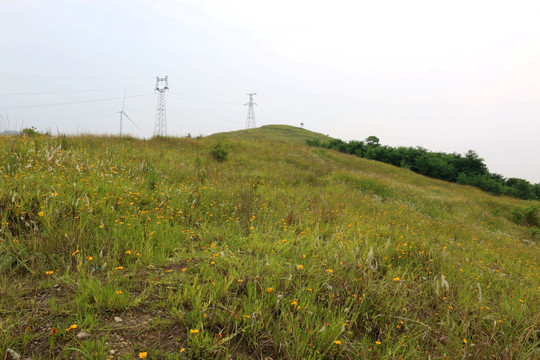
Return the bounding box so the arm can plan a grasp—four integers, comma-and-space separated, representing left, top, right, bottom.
22, 126, 39, 136
209, 143, 228, 162
524, 205, 539, 227
512, 205, 539, 227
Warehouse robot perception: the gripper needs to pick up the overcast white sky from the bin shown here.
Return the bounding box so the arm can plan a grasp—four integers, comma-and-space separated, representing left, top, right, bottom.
1, 0, 539, 183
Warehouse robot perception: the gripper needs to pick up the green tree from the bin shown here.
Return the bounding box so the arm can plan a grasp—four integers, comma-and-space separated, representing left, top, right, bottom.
365, 136, 380, 147
506, 178, 535, 200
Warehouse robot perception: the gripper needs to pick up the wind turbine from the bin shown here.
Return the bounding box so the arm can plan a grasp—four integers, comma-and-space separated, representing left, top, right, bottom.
117, 89, 136, 136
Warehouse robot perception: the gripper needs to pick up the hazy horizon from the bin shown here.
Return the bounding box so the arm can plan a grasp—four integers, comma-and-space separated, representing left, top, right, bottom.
1, 0, 539, 183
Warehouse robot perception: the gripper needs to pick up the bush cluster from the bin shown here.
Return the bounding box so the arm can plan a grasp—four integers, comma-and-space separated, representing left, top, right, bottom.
308, 137, 540, 200
512, 205, 539, 227
22, 127, 40, 137
209, 143, 228, 162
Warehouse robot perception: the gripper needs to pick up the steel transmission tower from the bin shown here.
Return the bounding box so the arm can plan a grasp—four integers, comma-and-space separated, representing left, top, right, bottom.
153, 76, 169, 136
244, 93, 257, 129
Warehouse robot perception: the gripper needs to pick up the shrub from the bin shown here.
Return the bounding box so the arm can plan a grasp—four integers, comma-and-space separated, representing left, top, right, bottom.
209, 143, 228, 162
60, 136, 69, 150
22, 126, 39, 137
511, 207, 524, 224
524, 205, 539, 227
512, 205, 539, 227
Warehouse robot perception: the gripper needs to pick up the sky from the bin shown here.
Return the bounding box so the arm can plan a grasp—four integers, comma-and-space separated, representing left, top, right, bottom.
1, 0, 539, 183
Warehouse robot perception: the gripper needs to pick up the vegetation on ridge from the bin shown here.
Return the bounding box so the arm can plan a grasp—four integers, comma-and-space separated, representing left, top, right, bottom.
307, 136, 540, 201
0, 128, 539, 359
210, 124, 333, 144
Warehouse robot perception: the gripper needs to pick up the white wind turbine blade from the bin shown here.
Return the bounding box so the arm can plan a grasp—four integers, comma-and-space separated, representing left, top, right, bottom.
121, 89, 127, 112
123, 112, 137, 127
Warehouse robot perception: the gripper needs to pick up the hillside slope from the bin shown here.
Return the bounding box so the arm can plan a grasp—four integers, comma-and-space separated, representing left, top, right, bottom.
0, 129, 538, 359
209, 124, 333, 144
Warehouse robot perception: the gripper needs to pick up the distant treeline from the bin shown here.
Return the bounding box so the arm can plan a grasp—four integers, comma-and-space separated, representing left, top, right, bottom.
307, 136, 540, 200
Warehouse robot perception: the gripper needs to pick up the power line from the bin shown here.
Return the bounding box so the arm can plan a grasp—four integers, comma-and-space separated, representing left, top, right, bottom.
0, 78, 241, 101
171, 86, 239, 99
0, 93, 153, 110
168, 93, 236, 105
0, 73, 151, 80
256, 104, 278, 124
0, 85, 149, 96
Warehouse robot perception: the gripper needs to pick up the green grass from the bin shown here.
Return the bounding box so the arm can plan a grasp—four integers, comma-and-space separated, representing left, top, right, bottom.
0, 128, 539, 359
209, 124, 333, 144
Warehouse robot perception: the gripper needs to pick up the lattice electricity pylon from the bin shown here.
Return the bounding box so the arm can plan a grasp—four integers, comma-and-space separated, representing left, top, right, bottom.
244, 93, 257, 129
153, 76, 169, 137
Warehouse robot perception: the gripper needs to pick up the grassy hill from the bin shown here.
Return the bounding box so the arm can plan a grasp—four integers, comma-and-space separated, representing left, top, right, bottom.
0, 128, 538, 359
209, 124, 333, 144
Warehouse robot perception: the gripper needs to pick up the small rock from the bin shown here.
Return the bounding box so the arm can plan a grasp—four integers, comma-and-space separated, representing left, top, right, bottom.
76, 331, 91, 339
6, 349, 21, 360
109, 350, 116, 355
114, 316, 123, 323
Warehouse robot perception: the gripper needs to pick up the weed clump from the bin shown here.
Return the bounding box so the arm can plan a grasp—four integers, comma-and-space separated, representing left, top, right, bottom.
512, 204, 539, 227
209, 143, 228, 162
22, 126, 40, 137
